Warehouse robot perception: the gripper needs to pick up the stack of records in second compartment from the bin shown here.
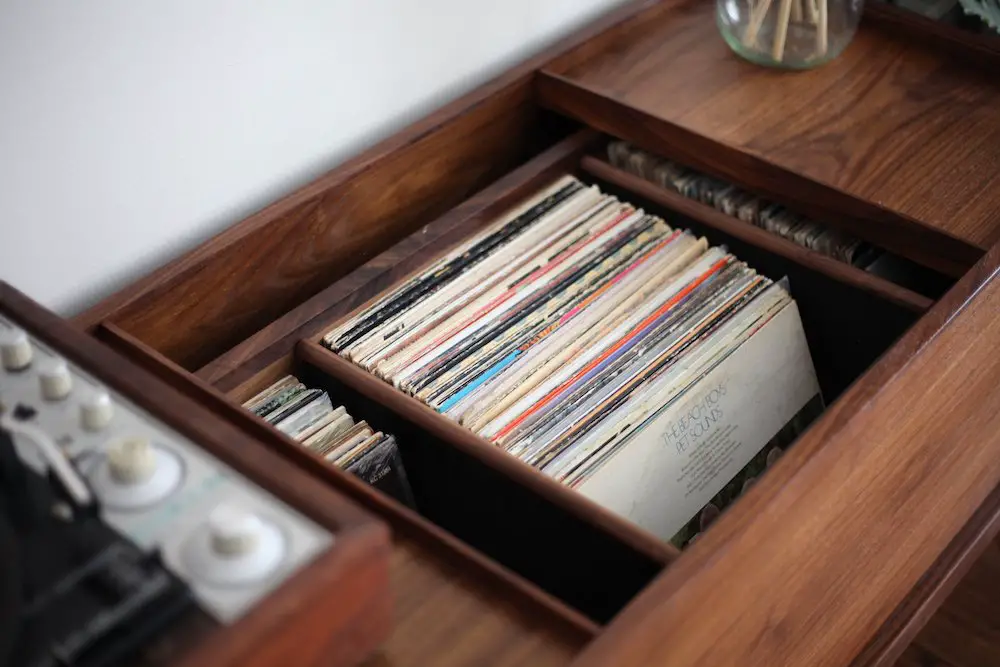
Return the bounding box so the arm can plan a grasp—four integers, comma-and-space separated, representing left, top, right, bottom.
244, 376, 416, 509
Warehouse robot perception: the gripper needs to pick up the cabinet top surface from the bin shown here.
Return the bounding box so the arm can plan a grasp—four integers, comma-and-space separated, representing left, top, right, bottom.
549, 0, 1000, 250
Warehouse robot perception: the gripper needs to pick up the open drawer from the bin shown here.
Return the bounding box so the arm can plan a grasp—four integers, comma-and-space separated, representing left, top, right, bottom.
94, 130, 1000, 666
74, 1, 1000, 665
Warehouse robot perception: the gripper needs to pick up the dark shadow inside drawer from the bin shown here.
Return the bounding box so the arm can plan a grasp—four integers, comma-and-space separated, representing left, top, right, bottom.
298, 361, 664, 624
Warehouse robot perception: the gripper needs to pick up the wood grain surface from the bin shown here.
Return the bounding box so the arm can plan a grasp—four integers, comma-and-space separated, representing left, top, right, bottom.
360, 536, 590, 667
903, 540, 1000, 667
580, 156, 934, 312
865, 2, 1000, 64
538, 0, 995, 275
0, 282, 393, 667
569, 241, 1000, 667
851, 480, 1000, 667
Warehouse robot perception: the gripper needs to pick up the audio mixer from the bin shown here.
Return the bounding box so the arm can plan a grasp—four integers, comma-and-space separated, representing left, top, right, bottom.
0, 282, 390, 667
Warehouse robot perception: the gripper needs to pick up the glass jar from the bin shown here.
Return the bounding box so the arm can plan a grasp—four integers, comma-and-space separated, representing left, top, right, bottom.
717, 0, 863, 69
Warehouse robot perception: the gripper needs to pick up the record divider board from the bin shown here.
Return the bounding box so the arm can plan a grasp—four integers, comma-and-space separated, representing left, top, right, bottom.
71, 1, 1000, 665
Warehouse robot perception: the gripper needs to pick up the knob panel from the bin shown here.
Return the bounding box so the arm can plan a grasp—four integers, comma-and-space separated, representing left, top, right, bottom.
0, 312, 332, 624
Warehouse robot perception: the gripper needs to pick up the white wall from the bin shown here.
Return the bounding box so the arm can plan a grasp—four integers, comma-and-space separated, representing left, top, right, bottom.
0, 0, 625, 315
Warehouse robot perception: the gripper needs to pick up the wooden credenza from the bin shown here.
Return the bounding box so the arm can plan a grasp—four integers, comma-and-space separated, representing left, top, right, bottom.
69, 1, 1000, 665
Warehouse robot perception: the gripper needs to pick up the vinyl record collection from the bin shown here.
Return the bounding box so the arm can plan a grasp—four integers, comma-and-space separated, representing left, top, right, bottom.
607, 140, 878, 266
244, 376, 415, 507
322, 174, 820, 543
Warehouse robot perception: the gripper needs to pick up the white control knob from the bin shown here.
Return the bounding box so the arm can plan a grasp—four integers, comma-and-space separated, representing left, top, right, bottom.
80, 390, 114, 431
39, 357, 73, 401
107, 437, 157, 484
183, 505, 286, 587
209, 506, 265, 557
88, 438, 183, 509
0, 328, 33, 371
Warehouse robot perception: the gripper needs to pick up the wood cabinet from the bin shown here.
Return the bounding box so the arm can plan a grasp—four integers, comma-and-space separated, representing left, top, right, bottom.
72, 1, 1000, 664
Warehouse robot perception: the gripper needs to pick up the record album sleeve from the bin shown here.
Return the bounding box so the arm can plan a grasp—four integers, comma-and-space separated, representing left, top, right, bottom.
346, 436, 418, 510
576, 299, 821, 542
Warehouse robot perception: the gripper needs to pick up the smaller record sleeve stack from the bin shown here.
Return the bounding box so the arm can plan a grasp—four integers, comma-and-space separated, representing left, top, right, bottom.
244, 376, 416, 508
323, 175, 823, 546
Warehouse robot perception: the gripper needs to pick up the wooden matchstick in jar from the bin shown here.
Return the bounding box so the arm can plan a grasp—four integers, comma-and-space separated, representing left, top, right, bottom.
743, 0, 774, 49
817, 0, 828, 56
805, 0, 819, 24
772, 0, 794, 62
